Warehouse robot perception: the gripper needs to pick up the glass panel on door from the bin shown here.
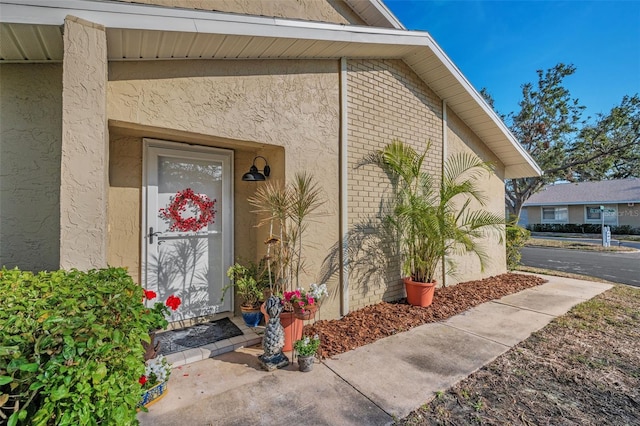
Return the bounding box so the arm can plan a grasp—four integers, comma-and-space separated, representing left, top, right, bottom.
144, 142, 233, 322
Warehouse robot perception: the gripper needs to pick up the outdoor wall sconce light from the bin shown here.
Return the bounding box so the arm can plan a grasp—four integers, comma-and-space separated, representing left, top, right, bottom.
241, 156, 271, 181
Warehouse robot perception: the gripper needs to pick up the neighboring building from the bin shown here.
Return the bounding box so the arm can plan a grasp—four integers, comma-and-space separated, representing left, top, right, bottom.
0, 0, 540, 322
522, 179, 640, 229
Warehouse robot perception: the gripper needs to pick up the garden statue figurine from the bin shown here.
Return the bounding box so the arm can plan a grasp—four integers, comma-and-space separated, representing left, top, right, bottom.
258, 295, 289, 371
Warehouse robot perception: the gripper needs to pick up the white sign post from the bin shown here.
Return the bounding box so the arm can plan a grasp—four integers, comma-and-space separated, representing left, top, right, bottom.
600, 205, 605, 247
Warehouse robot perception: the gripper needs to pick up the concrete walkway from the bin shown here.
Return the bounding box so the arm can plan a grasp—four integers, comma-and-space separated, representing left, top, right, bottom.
138, 275, 613, 426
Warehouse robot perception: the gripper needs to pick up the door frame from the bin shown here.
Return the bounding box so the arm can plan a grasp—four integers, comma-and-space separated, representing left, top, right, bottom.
141, 138, 234, 316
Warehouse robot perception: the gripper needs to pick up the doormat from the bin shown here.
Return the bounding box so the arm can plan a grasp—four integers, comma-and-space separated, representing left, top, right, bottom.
156, 317, 243, 356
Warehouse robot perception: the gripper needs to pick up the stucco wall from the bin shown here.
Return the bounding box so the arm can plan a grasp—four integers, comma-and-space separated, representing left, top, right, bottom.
113, 0, 364, 24
60, 17, 109, 270
446, 107, 507, 285
618, 204, 640, 227
107, 59, 341, 318
526, 204, 640, 228
526, 206, 542, 224
108, 135, 142, 279
0, 64, 62, 271
346, 59, 443, 310
568, 205, 583, 224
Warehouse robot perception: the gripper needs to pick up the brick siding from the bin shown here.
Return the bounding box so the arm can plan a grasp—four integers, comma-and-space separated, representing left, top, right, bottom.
346, 59, 443, 311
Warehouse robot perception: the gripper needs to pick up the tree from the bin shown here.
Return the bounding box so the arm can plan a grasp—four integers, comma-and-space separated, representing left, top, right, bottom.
504, 64, 584, 219
570, 95, 640, 180
497, 64, 639, 219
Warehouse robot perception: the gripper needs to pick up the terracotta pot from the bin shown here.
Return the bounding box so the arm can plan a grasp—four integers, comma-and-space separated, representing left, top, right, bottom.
293, 304, 318, 320
403, 277, 436, 307
280, 311, 303, 352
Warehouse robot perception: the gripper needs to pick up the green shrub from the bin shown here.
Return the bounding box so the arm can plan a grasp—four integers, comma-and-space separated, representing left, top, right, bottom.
0, 267, 151, 425
527, 223, 640, 235
506, 224, 530, 270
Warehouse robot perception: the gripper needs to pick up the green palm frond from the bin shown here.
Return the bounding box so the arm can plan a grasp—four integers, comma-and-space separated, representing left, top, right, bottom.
377, 140, 505, 284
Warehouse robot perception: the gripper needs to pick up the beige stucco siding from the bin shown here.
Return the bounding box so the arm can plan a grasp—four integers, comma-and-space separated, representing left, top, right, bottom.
618, 204, 640, 227
107, 59, 341, 318
113, 0, 364, 24
568, 205, 583, 224
0, 64, 62, 271
446, 107, 507, 285
108, 135, 142, 280
527, 204, 640, 228
526, 206, 542, 224
60, 17, 109, 270
346, 59, 443, 310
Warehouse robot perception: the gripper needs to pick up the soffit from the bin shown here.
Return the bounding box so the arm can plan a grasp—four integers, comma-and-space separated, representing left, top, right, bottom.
0, 0, 541, 179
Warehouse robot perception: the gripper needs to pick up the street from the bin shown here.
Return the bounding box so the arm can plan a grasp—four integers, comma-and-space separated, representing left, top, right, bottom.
521, 246, 640, 287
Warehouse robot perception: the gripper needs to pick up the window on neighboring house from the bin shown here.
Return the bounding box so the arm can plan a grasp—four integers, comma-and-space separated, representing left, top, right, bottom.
541, 206, 568, 223
585, 205, 618, 225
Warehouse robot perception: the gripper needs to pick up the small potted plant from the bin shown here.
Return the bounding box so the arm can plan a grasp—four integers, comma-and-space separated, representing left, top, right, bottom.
138, 354, 172, 408
284, 283, 328, 320
222, 262, 268, 327
293, 335, 320, 372
141, 290, 181, 360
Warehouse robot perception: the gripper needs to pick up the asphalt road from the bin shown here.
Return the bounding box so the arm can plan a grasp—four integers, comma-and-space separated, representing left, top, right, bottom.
521, 246, 640, 287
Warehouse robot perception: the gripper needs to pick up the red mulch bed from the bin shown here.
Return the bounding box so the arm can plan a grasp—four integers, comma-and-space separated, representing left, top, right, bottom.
305, 273, 547, 359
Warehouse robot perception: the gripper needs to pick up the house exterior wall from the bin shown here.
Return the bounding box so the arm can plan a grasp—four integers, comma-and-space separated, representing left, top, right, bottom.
446, 107, 507, 285
113, 0, 365, 24
568, 205, 583, 224
618, 203, 640, 227
107, 59, 341, 318
526, 203, 640, 228
108, 135, 142, 280
346, 58, 443, 311
60, 17, 109, 270
0, 64, 62, 271
527, 206, 541, 224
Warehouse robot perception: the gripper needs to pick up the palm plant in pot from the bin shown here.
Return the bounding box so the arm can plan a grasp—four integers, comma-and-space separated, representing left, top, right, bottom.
378, 140, 504, 307
248, 172, 325, 349
222, 262, 269, 327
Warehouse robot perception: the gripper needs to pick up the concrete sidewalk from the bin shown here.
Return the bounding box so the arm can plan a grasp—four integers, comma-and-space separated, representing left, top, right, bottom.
138, 275, 613, 426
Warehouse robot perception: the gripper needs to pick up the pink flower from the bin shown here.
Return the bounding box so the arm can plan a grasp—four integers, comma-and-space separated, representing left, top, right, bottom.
165, 295, 181, 311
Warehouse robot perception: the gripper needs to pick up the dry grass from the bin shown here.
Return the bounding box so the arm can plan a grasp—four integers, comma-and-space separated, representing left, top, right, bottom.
399, 285, 640, 425
516, 266, 618, 284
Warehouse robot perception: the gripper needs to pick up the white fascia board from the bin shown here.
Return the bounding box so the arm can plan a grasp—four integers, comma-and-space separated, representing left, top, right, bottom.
1, 0, 541, 176
370, 0, 406, 29
344, 0, 405, 30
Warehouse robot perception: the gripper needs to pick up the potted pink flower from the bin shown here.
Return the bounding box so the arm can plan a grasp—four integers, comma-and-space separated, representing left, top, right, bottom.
284, 283, 328, 320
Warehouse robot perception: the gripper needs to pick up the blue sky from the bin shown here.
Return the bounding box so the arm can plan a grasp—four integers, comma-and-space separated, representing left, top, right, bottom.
385, 0, 640, 122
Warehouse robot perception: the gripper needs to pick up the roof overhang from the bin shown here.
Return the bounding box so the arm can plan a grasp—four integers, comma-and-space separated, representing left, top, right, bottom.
0, 0, 541, 179
345, 0, 405, 29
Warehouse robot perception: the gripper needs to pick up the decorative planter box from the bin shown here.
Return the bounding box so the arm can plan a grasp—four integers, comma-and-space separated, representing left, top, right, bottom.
138, 381, 168, 408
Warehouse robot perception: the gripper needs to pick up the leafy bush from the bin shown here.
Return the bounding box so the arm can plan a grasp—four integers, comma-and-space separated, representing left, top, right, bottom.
506, 224, 530, 270
0, 267, 152, 425
527, 223, 640, 235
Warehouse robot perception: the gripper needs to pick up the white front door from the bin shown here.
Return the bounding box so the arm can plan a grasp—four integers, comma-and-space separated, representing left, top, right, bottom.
143, 139, 233, 321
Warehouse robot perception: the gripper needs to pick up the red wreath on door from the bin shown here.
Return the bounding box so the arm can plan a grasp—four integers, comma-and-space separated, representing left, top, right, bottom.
159, 188, 216, 232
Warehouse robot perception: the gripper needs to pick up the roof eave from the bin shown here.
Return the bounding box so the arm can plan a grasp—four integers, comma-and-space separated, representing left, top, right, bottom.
0, 0, 542, 178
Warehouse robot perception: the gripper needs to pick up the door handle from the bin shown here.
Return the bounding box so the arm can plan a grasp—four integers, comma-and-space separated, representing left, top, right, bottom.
148, 227, 162, 244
